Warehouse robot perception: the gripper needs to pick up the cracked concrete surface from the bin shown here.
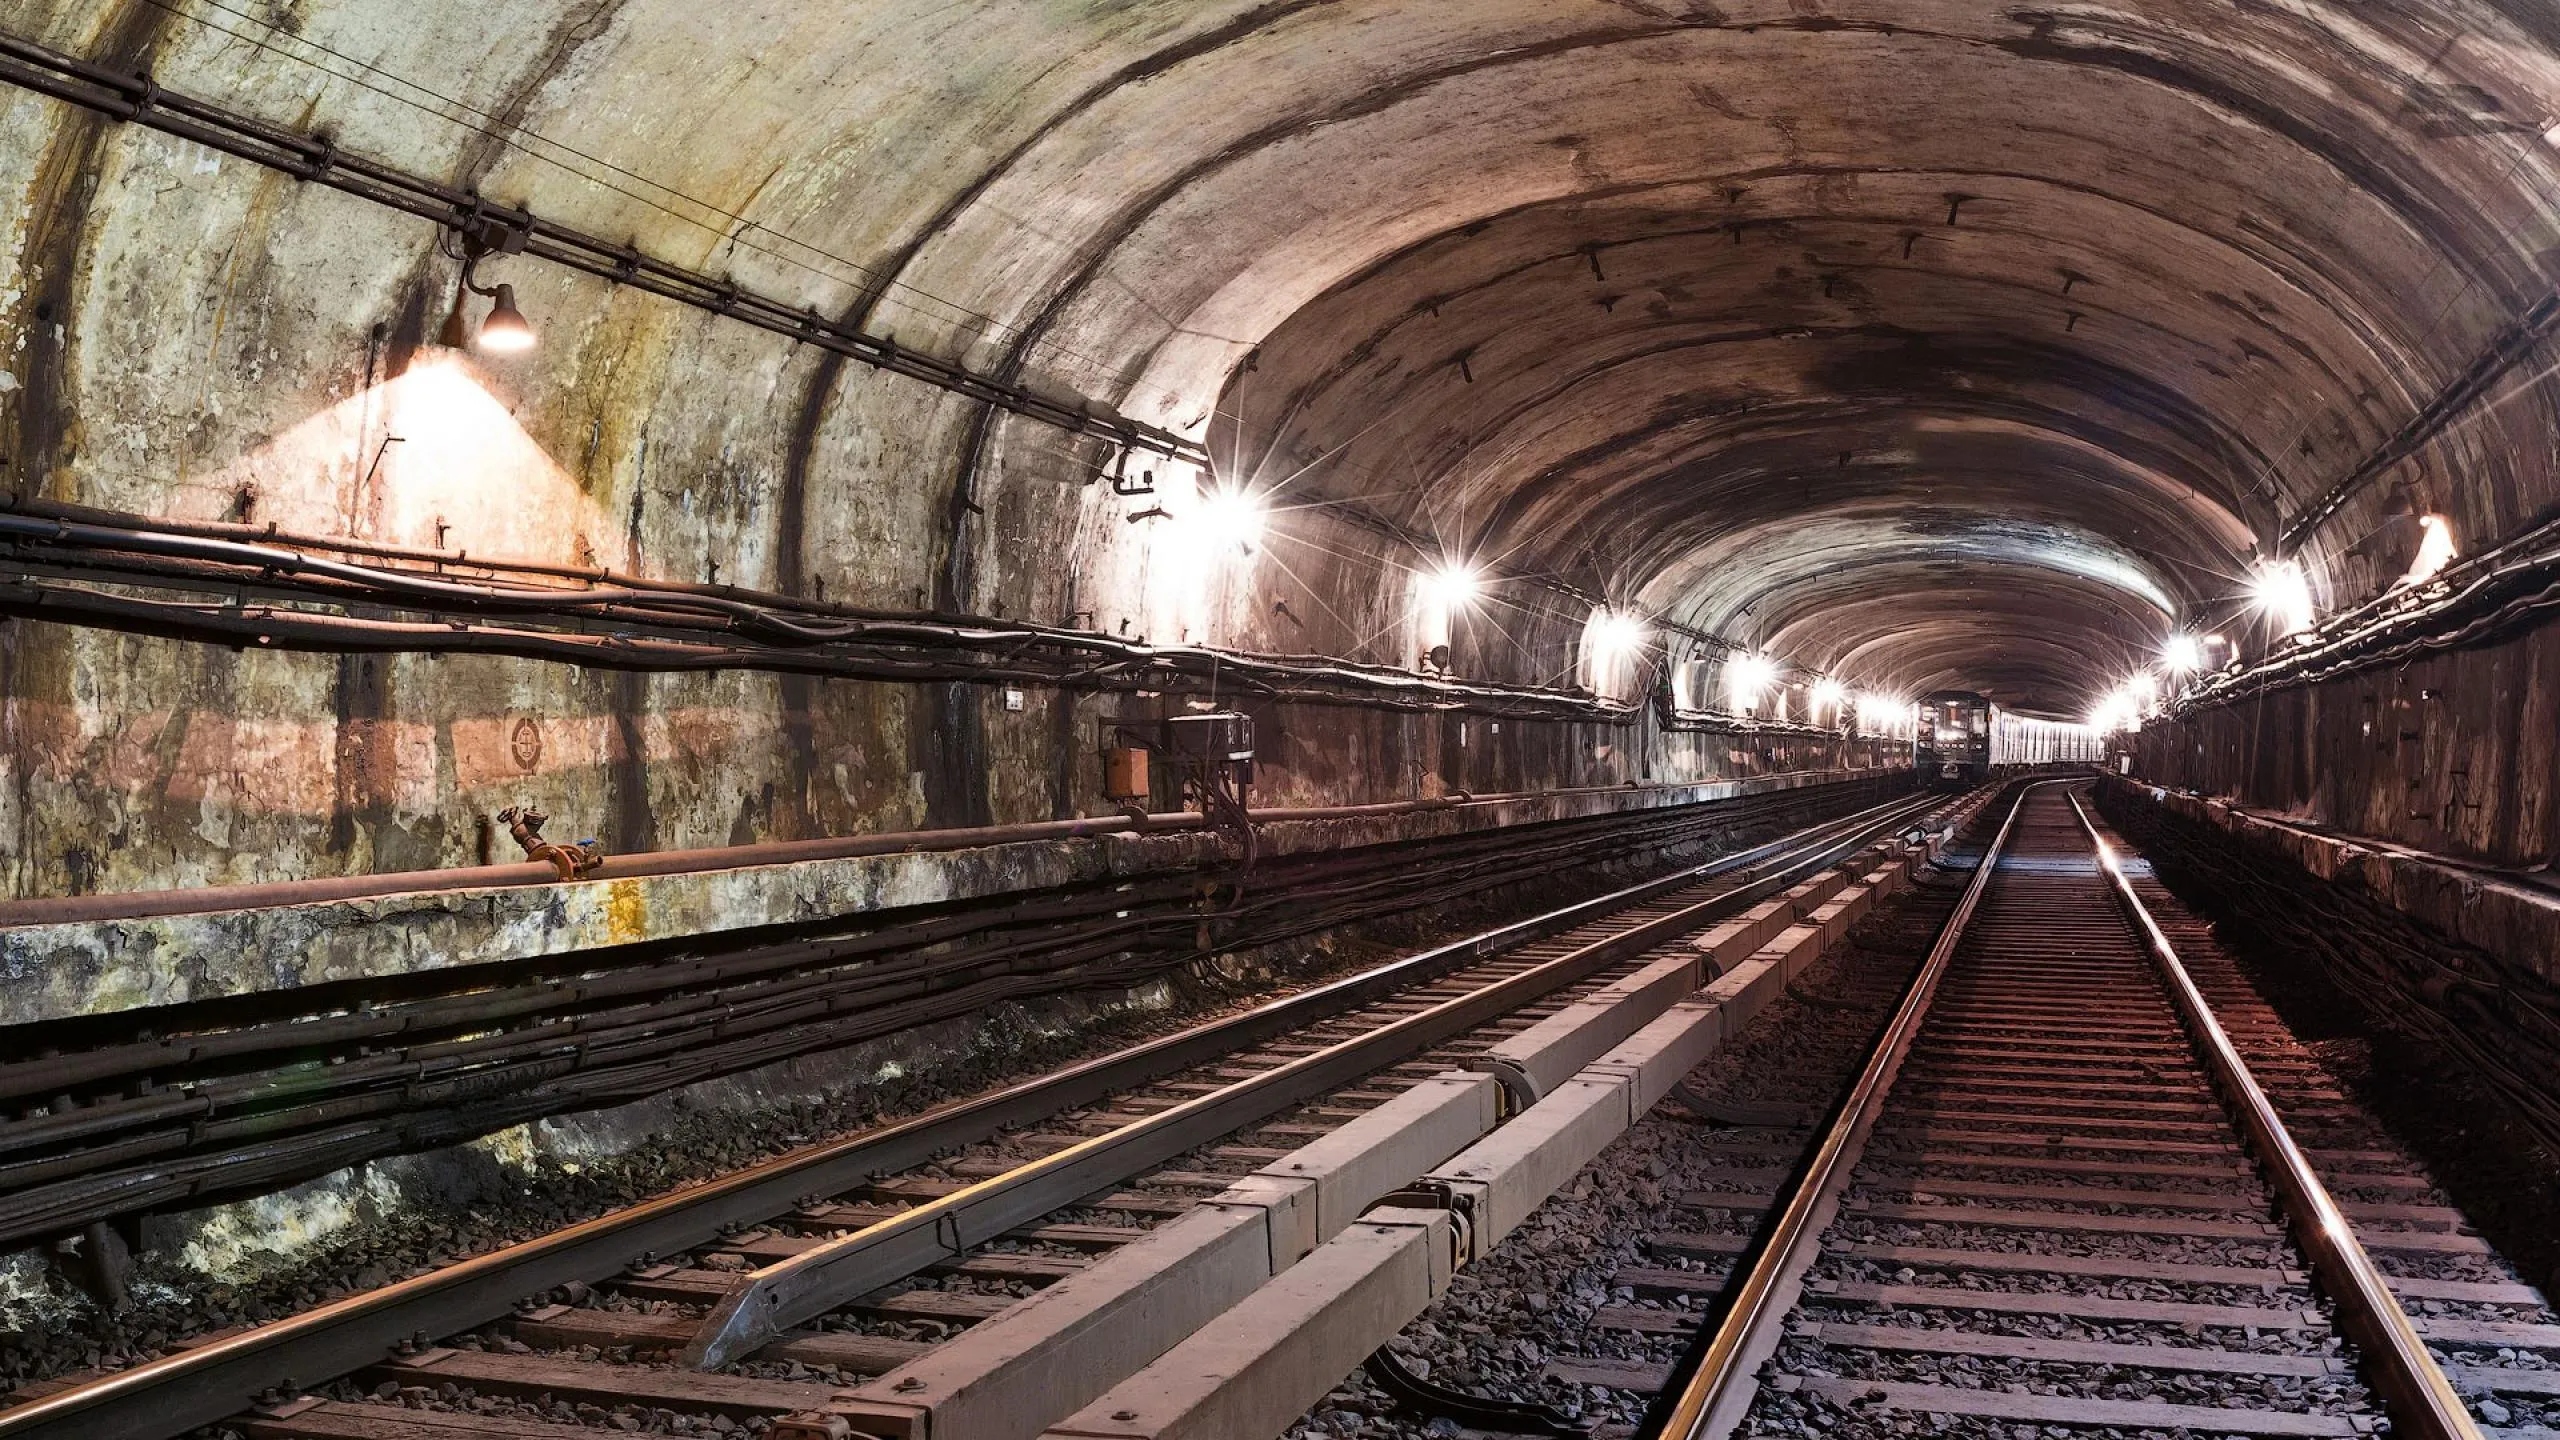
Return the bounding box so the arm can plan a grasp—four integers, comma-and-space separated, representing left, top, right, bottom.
7, 0, 2560, 893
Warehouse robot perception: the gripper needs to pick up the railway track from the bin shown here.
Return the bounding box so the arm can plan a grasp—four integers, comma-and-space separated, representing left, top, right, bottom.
0, 785, 1967, 1440
1655, 781, 2554, 1440
0, 773, 1902, 1259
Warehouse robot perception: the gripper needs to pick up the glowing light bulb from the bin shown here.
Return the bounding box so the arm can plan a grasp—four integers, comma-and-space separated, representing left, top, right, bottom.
1810, 677, 1847, 721
2161, 634, 2205, 674
1421, 561, 1482, 611
1187, 484, 1266, 554
477, 284, 537, 353
1854, 691, 1904, 734
2399, 514, 2456, 587
2250, 559, 2316, 635
1727, 653, 1779, 710
2088, 674, 2156, 734
1590, 611, 1650, 658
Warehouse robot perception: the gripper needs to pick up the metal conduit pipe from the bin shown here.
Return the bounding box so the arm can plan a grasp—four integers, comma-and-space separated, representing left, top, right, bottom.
2180, 506, 2560, 708
0, 772, 1871, 927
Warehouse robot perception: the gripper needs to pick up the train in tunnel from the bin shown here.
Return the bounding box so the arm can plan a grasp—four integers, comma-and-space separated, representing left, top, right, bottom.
1915, 690, 2111, 786
1915, 691, 1993, 786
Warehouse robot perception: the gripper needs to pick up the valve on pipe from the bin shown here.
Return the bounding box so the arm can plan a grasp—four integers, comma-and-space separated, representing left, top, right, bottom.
496, 805, 605, 880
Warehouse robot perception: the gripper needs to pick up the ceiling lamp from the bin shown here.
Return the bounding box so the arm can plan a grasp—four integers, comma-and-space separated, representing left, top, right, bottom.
2398, 514, 2457, 587
1809, 676, 1847, 721
1726, 652, 1779, 710
1187, 483, 1266, 555
1421, 560, 1482, 611
439, 220, 538, 354
2250, 559, 2316, 636
1590, 611, 1650, 658
476, 285, 537, 352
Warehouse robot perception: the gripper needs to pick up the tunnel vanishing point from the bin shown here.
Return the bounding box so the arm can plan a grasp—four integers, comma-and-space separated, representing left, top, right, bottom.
7, 5, 2560, 1440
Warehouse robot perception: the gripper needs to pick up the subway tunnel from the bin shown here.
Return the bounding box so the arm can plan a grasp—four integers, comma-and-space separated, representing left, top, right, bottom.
5, 4, 2560, 1438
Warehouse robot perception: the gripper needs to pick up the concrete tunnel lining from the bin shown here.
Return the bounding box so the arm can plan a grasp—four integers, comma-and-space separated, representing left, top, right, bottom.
14, 7, 2560, 1430
3, 0, 2560, 874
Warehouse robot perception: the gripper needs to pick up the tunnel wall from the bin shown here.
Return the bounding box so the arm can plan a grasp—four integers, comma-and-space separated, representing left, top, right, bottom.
0, 6, 1892, 903
0, 604, 1906, 900
16, 0, 2560, 902
2129, 616, 2560, 870
0, 84, 1792, 904
2096, 775, 2560, 1155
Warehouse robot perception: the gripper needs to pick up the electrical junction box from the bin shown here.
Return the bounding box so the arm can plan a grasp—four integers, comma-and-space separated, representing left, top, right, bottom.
1103, 745, 1150, 801
1163, 710, 1255, 783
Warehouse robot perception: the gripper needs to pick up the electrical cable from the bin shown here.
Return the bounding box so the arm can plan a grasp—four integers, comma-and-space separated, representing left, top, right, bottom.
0, 501, 1862, 737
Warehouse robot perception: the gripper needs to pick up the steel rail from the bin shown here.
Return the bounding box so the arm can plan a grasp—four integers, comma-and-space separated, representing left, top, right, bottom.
0, 793, 1932, 1440
2065, 790, 2483, 1440
1649, 778, 2040, 1440
681, 791, 1938, 1364
0, 784, 1890, 1247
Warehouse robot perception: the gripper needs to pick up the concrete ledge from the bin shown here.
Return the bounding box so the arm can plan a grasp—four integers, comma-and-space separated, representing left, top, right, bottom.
0, 768, 1894, 1027
840, 1074, 1494, 1439
1696, 956, 1783, 1035
859, 820, 1913, 1440
1024, 843, 1903, 1440
1426, 1074, 1632, 1250
1203, 1175, 1321, 1274
1757, 922, 1828, 984
1042, 1208, 1457, 1440
1475, 952, 1700, 1098
1863, 860, 1911, 900
1253, 1073, 1499, 1241
1780, 871, 1849, 918
1585, 996, 1730, 1115
1804, 885, 1872, 948
2106, 777, 2560, 989
1695, 898, 1793, 975
843, 1201, 1279, 1440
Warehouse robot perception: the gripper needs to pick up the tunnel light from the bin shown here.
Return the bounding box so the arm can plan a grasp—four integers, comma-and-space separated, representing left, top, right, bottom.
476, 285, 537, 353
439, 228, 538, 354
2089, 673, 2158, 734
1854, 691, 1905, 736
1186, 483, 1266, 555
1809, 677, 1847, 722
1726, 652, 1779, 710
2250, 559, 2317, 636
1590, 611, 1650, 658
2399, 514, 2457, 587
1420, 561, 1483, 611
2088, 691, 2138, 734
2161, 633, 2205, 674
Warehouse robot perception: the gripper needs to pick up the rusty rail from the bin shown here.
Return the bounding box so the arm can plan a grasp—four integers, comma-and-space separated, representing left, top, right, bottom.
2066, 790, 2482, 1440
0, 793, 1936, 1440
1649, 781, 2482, 1440
1648, 780, 2040, 1439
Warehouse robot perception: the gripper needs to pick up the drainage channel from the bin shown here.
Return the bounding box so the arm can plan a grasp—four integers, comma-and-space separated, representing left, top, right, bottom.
1, 789, 1971, 1440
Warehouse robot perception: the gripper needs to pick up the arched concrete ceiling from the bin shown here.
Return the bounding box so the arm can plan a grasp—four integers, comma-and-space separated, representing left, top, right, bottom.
14, 0, 2560, 717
